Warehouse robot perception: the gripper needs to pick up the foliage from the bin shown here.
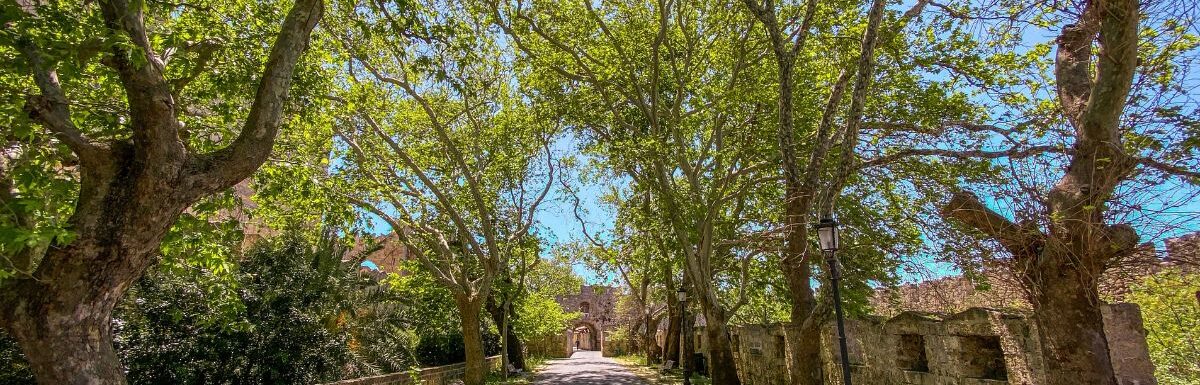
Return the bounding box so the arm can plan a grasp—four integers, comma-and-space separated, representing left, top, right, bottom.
0, 0, 336, 279
512, 292, 577, 340
523, 254, 584, 299
1127, 269, 1200, 385
388, 261, 503, 367
114, 232, 416, 384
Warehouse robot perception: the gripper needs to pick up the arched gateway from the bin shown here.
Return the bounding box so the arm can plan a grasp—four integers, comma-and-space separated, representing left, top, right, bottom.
555, 285, 618, 355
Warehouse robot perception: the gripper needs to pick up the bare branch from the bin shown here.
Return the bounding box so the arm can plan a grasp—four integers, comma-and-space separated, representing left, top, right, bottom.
1135, 156, 1200, 179
859, 145, 1065, 168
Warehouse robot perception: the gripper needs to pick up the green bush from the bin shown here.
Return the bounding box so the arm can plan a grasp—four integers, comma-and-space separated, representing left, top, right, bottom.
1128, 268, 1200, 385
113, 233, 416, 384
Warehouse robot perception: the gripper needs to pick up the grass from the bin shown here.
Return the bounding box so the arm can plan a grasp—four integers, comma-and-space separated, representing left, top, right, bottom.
610, 355, 713, 385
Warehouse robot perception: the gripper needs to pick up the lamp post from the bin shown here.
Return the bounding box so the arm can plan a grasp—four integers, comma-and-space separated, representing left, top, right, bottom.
676, 288, 691, 385
816, 217, 852, 385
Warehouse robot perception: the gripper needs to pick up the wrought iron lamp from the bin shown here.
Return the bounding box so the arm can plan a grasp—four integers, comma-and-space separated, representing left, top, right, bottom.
816, 217, 852, 385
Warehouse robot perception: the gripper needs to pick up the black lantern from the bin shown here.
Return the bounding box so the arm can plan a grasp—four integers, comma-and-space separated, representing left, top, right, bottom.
676, 288, 687, 303
816, 217, 840, 252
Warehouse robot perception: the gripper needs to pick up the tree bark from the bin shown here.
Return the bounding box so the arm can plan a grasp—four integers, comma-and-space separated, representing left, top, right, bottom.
485, 295, 526, 371
1033, 260, 1120, 385
664, 305, 681, 366
700, 306, 740, 384
457, 296, 488, 385
783, 255, 823, 385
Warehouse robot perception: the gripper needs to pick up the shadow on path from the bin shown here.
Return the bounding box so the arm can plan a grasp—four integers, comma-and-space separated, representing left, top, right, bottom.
533, 350, 649, 385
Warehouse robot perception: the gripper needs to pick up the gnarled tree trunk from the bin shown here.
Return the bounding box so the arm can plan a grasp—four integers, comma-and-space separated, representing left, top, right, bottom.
941, 1, 1140, 384
699, 306, 739, 384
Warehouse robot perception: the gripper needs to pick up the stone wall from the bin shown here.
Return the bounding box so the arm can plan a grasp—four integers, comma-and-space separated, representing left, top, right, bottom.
323, 355, 502, 385
721, 304, 1155, 385
526, 333, 570, 358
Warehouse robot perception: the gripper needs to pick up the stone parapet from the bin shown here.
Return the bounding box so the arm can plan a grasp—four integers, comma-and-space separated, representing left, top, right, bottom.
323, 355, 502, 385
720, 304, 1155, 385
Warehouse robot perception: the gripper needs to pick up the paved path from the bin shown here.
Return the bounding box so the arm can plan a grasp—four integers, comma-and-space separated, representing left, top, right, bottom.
532, 350, 649, 385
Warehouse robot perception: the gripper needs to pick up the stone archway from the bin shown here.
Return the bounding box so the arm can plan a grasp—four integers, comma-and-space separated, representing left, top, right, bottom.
568, 321, 602, 352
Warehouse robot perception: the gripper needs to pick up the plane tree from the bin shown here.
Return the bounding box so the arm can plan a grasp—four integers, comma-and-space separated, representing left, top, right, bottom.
0, 0, 324, 382
933, 1, 1200, 383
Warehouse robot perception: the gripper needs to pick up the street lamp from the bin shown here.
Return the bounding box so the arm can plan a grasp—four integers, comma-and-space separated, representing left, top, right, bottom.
676, 288, 691, 385
816, 217, 852, 385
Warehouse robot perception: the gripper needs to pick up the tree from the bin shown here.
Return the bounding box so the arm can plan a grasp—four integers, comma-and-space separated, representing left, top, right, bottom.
327, 1, 556, 381
938, 1, 1186, 383
0, 0, 323, 382
739, 0, 886, 381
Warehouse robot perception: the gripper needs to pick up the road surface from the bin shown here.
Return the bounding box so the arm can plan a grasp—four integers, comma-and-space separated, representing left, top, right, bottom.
532, 350, 650, 385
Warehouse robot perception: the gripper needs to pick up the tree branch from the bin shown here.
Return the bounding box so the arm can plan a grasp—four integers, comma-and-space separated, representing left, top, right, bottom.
859, 145, 1065, 168
819, 0, 886, 217
185, 0, 324, 193
1080, 0, 1139, 142
940, 191, 1044, 257
1053, 2, 1099, 130
1135, 156, 1200, 179
98, 0, 185, 162
12, 10, 103, 163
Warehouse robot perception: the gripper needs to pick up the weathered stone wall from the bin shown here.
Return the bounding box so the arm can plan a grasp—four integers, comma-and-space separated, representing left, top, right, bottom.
721, 304, 1155, 385
526, 333, 571, 358
322, 355, 502, 385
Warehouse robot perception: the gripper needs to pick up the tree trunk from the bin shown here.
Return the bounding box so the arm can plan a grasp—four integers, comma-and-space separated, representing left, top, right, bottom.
1, 146, 187, 385
784, 321, 823, 385
485, 296, 526, 371
643, 312, 660, 363
662, 266, 681, 366
457, 296, 488, 385
783, 250, 823, 385
1032, 264, 1117, 385
664, 306, 681, 367
701, 307, 740, 384
9, 309, 123, 384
